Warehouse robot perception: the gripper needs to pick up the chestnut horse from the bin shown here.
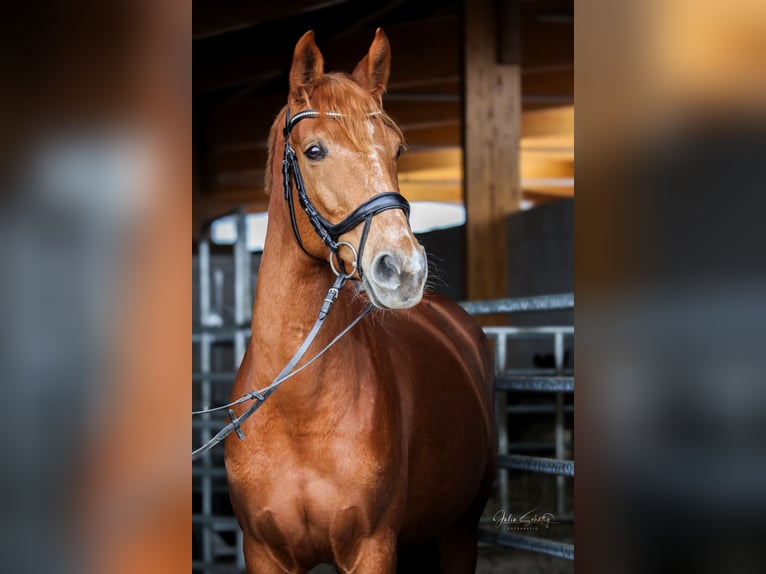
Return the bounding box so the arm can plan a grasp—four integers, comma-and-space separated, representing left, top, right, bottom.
225, 29, 496, 573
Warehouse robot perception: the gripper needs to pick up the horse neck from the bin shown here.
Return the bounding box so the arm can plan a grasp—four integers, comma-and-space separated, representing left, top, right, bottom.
249, 188, 358, 389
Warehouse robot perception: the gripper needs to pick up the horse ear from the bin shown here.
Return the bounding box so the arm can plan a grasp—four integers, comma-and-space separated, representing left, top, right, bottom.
289, 31, 324, 104
352, 28, 391, 99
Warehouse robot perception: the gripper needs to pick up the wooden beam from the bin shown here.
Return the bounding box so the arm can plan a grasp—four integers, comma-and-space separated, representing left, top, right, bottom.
399, 181, 462, 203
463, 0, 522, 301
521, 1, 574, 69
214, 148, 269, 175
209, 94, 285, 146
523, 190, 573, 204
520, 154, 574, 180
403, 124, 462, 148
210, 99, 571, 164
193, 0, 354, 40
523, 184, 573, 197
208, 146, 571, 190
193, 188, 270, 236
522, 66, 574, 98
383, 99, 460, 129
194, 10, 572, 94
194, 16, 461, 94
323, 16, 461, 90
521, 105, 573, 139
398, 148, 461, 174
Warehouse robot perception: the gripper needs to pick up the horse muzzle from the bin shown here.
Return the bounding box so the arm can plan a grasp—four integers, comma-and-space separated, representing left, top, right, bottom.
363, 247, 427, 309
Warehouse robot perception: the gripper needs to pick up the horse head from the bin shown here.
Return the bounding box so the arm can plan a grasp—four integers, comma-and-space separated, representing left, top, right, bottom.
276, 29, 428, 309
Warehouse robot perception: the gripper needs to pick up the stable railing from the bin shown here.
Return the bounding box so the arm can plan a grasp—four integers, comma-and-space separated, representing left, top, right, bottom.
465, 295, 574, 562
193, 215, 250, 572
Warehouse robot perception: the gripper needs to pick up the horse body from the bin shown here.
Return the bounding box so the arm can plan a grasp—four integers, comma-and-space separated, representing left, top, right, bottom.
225, 30, 496, 573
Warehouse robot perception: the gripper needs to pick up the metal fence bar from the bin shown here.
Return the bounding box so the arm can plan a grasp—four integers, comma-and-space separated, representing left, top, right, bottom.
492, 331, 510, 512
193, 417, 228, 429
193, 517, 236, 530
192, 561, 245, 573
193, 467, 228, 478
554, 332, 567, 516
460, 293, 573, 315
483, 326, 574, 336
502, 368, 574, 377
214, 268, 225, 321
198, 234, 214, 567
498, 454, 574, 477
508, 441, 565, 451
233, 211, 251, 365
496, 376, 574, 393
192, 372, 239, 382
193, 514, 240, 527
507, 404, 574, 415
478, 529, 574, 560
192, 327, 252, 342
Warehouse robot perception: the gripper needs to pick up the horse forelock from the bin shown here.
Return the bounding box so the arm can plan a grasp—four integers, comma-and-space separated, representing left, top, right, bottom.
265, 73, 405, 195
301, 74, 404, 152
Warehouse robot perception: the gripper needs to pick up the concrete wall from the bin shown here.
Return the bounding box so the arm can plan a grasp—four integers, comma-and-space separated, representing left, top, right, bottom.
507, 199, 574, 298
413, 198, 574, 306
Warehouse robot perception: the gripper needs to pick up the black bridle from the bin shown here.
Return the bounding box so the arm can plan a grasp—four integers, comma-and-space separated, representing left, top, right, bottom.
281, 107, 411, 277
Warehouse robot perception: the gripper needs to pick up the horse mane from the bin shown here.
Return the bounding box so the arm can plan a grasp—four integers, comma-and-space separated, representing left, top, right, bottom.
264, 73, 405, 194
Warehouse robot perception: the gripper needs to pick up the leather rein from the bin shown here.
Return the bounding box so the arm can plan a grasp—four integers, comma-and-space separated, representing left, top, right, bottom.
192, 108, 410, 460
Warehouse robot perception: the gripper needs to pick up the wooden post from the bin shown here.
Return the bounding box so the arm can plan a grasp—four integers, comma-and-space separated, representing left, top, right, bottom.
464, 0, 522, 301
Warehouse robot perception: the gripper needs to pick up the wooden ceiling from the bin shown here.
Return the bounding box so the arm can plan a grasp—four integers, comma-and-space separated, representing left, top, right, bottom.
193, 0, 573, 233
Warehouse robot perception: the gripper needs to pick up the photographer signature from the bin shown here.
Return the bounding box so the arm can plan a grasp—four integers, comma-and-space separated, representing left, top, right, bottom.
492, 508, 559, 530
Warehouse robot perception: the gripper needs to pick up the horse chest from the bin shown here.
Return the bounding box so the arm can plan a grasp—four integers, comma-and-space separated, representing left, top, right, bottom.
238, 432, 396, 550
257, 425, 394, 498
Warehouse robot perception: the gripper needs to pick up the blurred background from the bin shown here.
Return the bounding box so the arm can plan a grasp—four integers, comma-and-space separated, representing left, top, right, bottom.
577, 1, 766, 573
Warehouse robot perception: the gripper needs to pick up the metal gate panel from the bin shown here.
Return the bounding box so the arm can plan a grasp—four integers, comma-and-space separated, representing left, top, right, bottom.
469, 294, 575, 562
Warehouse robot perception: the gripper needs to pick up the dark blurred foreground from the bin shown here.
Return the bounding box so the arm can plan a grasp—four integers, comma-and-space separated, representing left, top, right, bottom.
0, 1, 189, 573
577, 0, 766, 572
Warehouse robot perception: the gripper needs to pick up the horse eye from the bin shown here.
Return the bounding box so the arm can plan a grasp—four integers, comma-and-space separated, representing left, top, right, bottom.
304, 144, 325, 161
396, 145, 403, 160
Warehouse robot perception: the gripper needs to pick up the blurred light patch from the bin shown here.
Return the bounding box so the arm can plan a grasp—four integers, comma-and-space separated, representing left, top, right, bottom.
0, 123, 175, 574
29, 130, 153, 219
210, 212, 269, 251
409, 201, 466, 233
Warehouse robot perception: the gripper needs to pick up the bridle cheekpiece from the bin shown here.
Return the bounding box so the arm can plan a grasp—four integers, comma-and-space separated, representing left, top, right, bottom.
281, 107, 411, 278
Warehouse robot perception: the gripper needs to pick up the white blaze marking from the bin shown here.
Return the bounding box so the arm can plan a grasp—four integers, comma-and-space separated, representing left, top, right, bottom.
361, 120, 425, 282
364, 121, 387, 194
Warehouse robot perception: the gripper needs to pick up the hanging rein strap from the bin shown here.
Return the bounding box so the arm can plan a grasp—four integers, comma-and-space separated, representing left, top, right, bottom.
281, 107, 411, 274
192, 273, 374, 461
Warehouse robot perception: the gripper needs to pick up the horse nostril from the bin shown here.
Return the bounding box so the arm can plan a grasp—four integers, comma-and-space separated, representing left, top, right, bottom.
372, 252, 401, 288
